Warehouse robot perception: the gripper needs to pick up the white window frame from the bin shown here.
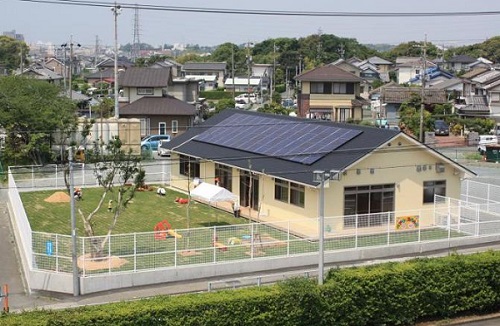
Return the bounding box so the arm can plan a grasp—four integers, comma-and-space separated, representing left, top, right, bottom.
159, 122, 167, 135
140, 118, 150, 137
172, 120, 179, 134
137, 88, 154, 95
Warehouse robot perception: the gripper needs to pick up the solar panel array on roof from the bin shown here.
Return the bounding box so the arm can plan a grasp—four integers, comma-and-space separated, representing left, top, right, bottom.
195, 113, 362, 164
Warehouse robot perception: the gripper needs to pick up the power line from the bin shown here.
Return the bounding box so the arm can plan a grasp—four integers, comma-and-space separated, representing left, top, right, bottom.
18, 0, 500, 18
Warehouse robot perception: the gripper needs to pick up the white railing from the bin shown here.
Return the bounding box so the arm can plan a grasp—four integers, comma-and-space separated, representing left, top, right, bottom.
10, 170, 500, 278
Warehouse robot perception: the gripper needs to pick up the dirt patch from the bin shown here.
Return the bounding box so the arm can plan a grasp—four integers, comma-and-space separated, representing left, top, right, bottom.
179, 250, 203, 257
44, 191, 70, 203
34, 204, 45, 210
77, 254, 128, 271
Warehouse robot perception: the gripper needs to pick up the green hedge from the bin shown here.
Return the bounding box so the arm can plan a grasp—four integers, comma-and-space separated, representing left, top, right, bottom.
200, 91, 243, 100
3, 251, 500, 325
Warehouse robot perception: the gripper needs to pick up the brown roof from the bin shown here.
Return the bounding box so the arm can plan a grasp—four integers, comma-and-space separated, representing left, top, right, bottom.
120, 96, 196, 116
460, 68, 489, 79
381, 86, 447, 104
119, 67, 171, 87
295, 64, 362, 82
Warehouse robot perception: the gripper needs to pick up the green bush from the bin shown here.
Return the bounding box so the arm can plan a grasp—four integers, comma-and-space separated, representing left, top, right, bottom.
200, 91, 241, 100
4, 251, 500, 325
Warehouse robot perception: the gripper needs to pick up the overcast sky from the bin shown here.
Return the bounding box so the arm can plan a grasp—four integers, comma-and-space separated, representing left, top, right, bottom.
2, 0, 500, 49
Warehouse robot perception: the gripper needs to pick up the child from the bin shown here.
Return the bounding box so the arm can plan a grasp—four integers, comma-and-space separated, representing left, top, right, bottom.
108, 200, 113, 212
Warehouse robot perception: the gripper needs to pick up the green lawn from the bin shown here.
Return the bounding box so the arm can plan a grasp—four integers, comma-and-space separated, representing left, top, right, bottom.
21, 186, 247, 236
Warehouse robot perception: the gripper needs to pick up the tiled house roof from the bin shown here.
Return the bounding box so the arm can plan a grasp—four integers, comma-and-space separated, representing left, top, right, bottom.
295, 64, 362, 82
381, 86, 448, 104
120, 96, 196, 116
119, 67, 171, 87
183, 62, 227, 71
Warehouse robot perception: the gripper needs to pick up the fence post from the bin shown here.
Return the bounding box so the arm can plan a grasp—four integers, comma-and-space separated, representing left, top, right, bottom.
82, 237, 86, 277
31, 166, 34, 190
251, 223, 254, 259
213, 226, 217, 263
134, 233, 137, 272
386, 212, 390, 245
287, 220, 290, 256
174, 231, 177, 267
355, 214, 358, 248
81, 163, 85, 187
55, 234, 59, 273
476, 205, 480, 236
55, 165, 58, 189
418, 210, 421, 242
108, 235, 112, 273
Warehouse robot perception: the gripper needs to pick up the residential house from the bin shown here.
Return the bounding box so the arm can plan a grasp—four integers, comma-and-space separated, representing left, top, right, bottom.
166, 109, 474, 237
43, 57, 66, 77
118, 67, 197, 138
356, 56, 393, 82
295, 64, 369, 122
395, 57, 437, 84
182, 62, 227, 89
332, 59, 371, 98
428, 78, 464, 103
96, 57, 133, 71
445, 54, 476, 72
331, 59, 362, 77
409, 66, 455, 87
371, 84, 448, 127
467, 57, 493, 71
458, 68, 500, 118
224, 77, 262, 93
16, 65, 63, 86
150, 58, 183, 77
84, 68, 115, 89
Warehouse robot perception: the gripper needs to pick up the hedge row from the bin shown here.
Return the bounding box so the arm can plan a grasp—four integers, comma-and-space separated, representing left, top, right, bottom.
3, 251, 500, 325
200, 91, 243, 100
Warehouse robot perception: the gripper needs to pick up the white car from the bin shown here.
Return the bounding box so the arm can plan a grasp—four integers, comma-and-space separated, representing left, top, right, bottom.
234, 93, 257, 104
235, 99, 248, 109
477, 135, 499, 155
157, 139, 171, 156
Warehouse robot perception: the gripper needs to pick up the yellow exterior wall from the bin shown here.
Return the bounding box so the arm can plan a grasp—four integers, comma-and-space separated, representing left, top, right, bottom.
169, 134, 464, 232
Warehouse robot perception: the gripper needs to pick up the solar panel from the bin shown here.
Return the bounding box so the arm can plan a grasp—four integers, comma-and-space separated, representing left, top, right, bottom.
196, 113, 362, 164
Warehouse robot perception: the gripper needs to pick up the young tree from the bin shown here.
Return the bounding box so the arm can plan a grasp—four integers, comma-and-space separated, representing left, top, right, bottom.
77, 137, 145, 258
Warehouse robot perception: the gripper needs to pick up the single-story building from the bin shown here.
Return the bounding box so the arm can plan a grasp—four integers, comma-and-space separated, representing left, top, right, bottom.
165, 109, 474, 237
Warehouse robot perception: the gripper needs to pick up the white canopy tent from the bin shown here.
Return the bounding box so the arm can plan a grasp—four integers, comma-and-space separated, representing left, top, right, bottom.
190, 182, 238, 204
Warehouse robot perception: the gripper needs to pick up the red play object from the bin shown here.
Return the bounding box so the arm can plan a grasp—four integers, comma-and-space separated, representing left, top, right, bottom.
154, 220, 172, 240
175, 197, 189, 204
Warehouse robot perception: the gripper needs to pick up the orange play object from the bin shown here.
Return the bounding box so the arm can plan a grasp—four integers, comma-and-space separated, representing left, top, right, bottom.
175, 197, 189, 204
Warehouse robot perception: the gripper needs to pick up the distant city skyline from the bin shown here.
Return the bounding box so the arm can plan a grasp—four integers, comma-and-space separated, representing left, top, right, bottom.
2, 0, 500, 49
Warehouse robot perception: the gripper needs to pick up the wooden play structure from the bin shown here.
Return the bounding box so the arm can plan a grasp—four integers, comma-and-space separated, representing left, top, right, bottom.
153, 220, 182, 240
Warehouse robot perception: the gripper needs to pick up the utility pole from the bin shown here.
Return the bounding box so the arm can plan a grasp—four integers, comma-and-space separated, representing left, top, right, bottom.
246, 42, 252, 95
112, 3, 121, 119
94, 35, 99, 68
69, 146, 80, 296
61, 43, 67, 93
419, 35, 427, 143
231, 45, 235, 99
68, 35, 74, 100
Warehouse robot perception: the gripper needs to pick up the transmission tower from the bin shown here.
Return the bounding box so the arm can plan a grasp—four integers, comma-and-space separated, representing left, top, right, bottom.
132, 5, 141, 61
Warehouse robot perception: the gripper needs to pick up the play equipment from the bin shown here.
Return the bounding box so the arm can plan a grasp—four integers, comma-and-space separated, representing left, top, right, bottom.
175, 197, 189, 204
213, 236, 228, 251
157, 187, 166, 196
167, 229, 182, 239
227, 237, 242, 245
153, 220, 182, 240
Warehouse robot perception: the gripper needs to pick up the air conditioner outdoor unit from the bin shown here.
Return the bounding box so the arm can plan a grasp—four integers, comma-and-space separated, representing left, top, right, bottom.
435, 163, 445, 173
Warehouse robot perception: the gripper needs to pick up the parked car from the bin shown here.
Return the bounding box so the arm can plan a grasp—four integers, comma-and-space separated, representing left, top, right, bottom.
235, 99, 248, 109
157, 139, 171, 157
234, 93, 257, 104
477, 135, 499, 155
281, 98, 296, 108
141, 134, 171, 151
434, 120, 449, 136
